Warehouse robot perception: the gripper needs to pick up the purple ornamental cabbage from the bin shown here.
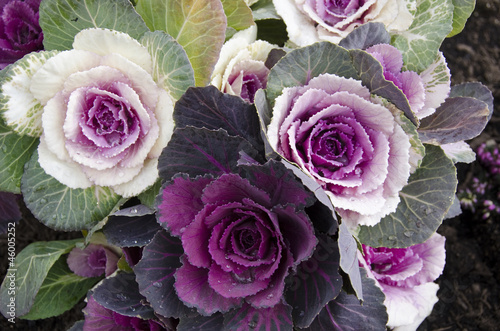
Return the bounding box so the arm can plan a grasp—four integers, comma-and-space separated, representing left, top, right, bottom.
360, 233, 446, 330
157, 171, 317, 315
67, 243, 120, 278
267, 73, 412, 227
0, 0, 43, 69
83, 294, 166, 331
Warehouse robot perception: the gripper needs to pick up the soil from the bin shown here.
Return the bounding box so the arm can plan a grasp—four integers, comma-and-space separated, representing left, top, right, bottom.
1, 0, 500, 329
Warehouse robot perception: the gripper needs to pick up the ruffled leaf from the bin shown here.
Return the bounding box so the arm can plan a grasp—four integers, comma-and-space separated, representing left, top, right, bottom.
91, 272, 155, 319
21, 257, 100, 320
39, 0, 150, 51
418, 97, 490, 145
134, 230, 193, 318
135, 0, 227, 86
392, 0, 454, 73
21, 149, 121, 231
173, 86, 263, 152
0, 239, 81, 318
266, 42, 358, 105
285, 234, 343, 328
223, 301, 293, 331
158, 127, 262, 181
357, 144, 457, 248
304, 268, 388, 331
140, 30, 195, 101
339, 22, 391, 50
103, 205, 161, 247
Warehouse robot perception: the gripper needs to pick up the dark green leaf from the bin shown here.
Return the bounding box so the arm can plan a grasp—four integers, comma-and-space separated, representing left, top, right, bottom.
339, 22, 391, 50
449, 81, 494, 120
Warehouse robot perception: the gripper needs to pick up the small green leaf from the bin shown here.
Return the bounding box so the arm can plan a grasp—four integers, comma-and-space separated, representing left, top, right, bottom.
21, 257, 100, 320
136, 0, 227, 86
140, 31, 195, 101
39, 0, 150, 51
392, 0, 454, 72
0, 239, 82, 318
221, 0, 254, 32
137, 179, 162, 208
357, 144, 457, 248
448, 0, 476, 37
266, 42, 358, 106
21, 149, 122, 231
250, 0, 281, 20
0, 118, 38, 193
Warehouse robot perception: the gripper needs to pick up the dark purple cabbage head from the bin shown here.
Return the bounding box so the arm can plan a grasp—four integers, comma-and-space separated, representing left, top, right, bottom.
157, 163, 317, 315
83, 294, 166, 331
67, 243, 120, 278
0, 0, 44, 69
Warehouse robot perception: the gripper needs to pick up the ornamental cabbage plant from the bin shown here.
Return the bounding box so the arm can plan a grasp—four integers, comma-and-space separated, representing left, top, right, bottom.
0, 0, 43, 69
273, 0, 415, 45
359, 233, 446, 330
267, 72, 412, 227
1, 28, 175, 197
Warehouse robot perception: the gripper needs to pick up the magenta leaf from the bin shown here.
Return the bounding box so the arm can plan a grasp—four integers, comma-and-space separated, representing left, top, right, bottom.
418, 97, 490, 144
134, 230, 193, 318
103, 205, 161, 247
91, 272, 155, 319
224, 301, 293, 330
158, 127, 262, 181
304, 268, 388, 331
339, 22, 391, 50
285, 234, 343, 328
173, 86, 264, 152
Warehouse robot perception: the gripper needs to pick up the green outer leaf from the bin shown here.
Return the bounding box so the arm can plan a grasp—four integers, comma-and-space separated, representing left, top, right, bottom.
250, 0, 281, 20
221, 0, 254, 31
136, 0, 227, 86
21, 257, 100, 320
266, 42, 358, 105
139, 31, 195, 101
392, 0, 454, 72
137, 179, 162, 207
0, 118, 38, 193
21, 149, 121, 231
39, 0, 150, 51
357, 144, 457, 248
0, 239, 82, 318
448, 0, 475, 37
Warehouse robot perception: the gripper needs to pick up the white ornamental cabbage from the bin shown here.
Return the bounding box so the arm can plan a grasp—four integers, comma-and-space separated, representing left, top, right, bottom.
273, 0, 415, 45
1, 28, 175, 197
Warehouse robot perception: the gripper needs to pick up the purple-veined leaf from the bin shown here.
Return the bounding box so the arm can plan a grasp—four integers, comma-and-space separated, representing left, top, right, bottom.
223, 301, 293, 331
349, 49, 418, 126
91, 272, 155, 319
449, 81, 494, 120
238, 159, 315, 209
158, 127, 262, 181
177, 312, 225, 331
134, 230, 193, 318
339, 22, 391, 50
173, 86, 263, 152
285, 234, 342, 328
304, 268, 387, 331
418, 97, 490, 145
0, 192, 21, 234
103, 205, 161, 247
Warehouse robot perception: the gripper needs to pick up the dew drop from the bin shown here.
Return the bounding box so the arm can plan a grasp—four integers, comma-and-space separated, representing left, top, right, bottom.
1, 145, 7, 153
403, 230, 413, 237
152, 282, 163, 288
131, 208, 137, 214
388, 235, 397, 241
266, 293, 274, 299
52, 215, 57, 220
248, 321, 257, 329
299, 311, 305, 317
39, 198, 47, 204
116, 293, 128, 301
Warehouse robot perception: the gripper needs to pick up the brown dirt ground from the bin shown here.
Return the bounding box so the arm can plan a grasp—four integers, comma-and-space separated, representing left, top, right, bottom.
1, 0, 500, 329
